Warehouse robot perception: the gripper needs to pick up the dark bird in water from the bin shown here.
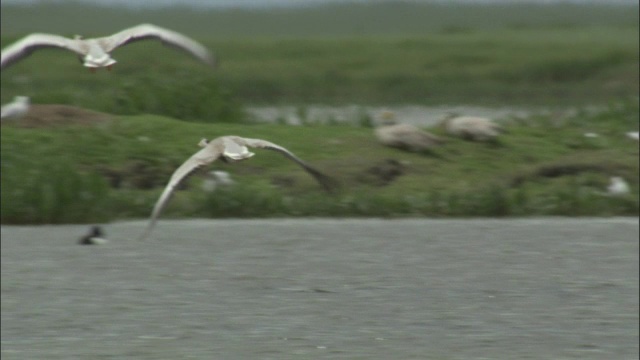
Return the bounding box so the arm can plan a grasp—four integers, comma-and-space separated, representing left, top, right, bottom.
78, 225, 109, 245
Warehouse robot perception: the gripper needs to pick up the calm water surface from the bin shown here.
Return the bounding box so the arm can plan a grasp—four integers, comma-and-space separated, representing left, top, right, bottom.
1, 218, 638, 359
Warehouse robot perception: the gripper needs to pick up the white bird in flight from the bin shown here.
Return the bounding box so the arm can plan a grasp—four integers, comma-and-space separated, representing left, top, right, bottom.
1, 24, 216, 71
139, 136, 336, 240
1, 96, 30, 120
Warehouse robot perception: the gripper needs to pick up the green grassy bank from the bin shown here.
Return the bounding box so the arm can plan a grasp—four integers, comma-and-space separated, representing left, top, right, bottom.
1, 99, 637, 224
1, 2, 638, 223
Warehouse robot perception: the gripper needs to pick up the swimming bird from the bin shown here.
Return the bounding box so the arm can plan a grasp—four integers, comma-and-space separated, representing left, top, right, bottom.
1, 24, 216, 71
139, 136, 336, 240
1, 96, 30, 120
78, 225, 109, 245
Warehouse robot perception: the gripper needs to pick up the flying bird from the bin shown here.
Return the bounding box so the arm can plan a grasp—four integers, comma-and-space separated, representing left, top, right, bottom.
1, 96, 30, 120
139, 136, 336, 240
1, 24, 216, 71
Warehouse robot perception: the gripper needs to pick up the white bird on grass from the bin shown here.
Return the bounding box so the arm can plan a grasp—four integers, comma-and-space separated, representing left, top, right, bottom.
1, 96, 30, 120
374, 110, 443, 152
607, 176, 630, 196
443, 115, 505, 142
375, 123, 443, 152
139, 136, 336, 240
1, 24, 216, 71
626, 132, 639, 141
201, 170, 235, 193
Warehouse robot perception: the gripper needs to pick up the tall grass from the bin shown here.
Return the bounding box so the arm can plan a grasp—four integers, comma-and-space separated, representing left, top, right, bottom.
1, 159, 111, 224
105, 74, 245, 123
1, 2, 638, 223
1, 2, 638, 37
2, 14, 638, 108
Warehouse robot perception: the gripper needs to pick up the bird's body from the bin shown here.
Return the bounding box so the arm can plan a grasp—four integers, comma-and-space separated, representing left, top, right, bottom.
78, 225, 109, 245
443, 115, 504, 142
373, 110, 442, 152
375, 123, 443, 152
139, 136, 336, 240
1, 24, 215, 70
1, 96, 30, 120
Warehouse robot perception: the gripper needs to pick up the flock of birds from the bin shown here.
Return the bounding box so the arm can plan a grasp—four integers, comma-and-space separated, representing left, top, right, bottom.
373, 110, 507, 152
2, 24, 336, 241
1, 24, 637, 243
373, 109, 635, 203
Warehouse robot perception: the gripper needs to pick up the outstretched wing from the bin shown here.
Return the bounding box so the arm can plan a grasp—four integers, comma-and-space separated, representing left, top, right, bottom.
100, 24, 216, 67
233, 136, 338, 192
139, 142, 223, 240
1, 102, 25, 119
1, 33, 84, 69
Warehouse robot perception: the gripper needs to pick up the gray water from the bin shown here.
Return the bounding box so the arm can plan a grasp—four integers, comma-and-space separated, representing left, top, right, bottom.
3, 0, 636, 8
1, 218, 638, 359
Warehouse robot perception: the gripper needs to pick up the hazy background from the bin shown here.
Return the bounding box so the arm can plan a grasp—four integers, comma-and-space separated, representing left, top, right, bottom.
2, 0, 639, 37
2, 0, 639, 7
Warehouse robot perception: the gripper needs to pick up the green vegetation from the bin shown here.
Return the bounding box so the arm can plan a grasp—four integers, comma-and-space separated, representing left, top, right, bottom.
1, 2, 638, 223
1, 100, 637, 224
2, 2, 638, 38
1, 3, 639, 109
2, 27, 638, 109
